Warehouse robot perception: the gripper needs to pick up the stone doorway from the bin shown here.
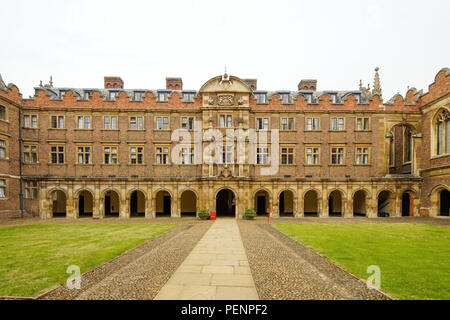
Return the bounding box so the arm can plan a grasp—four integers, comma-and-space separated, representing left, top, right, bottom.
216, 189, 235, 217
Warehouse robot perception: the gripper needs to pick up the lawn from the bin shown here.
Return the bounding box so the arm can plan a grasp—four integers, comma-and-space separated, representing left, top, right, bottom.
0, 224, 176, 297
272, 223, 450, 300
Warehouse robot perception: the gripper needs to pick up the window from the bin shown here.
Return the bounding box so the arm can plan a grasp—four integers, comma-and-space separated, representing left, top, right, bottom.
281, 117, 294, 131
77, 146, 91, 164
404, 129, 413, 163
109, 91, 119, 101
183, 92, 195, 102
59, 90, 66, 99
77, 116, 91, 129
130, 116, 144, 130
328, 93, 337, 103
356, 117, 370, 131
0, 179, 5, 198
389, 135, 395, 166
435, 109, 450, 156
181, 147, 194, 164
50, 145, 65, 164
156, 116, 169, 130
23, 145, 38, 164
133, 91, 144, 101
306, 117, 319, 131
331, 117, 345, 131
281, 147, 294, 165
83, 91, 91, 100
256, 147, 269, 165
104, 146, 118, 164
306, 147, 320, 165
356, 147, 370, 164
24, 115, 38, 128
256, 117, 269, 131
181, 117, 194, 130
130, 146, 144, 164
279, 93, 290, 104
354, 94, 361, 104
158, 92, 169, 102
0, 139, 6, 159
51, 115, 64, 129
331, 147, 345, 165
24, 181, 38, 199
0, 106, 5, 120
104, 116, 117, 129
156, 146, 169, 164
255, 93, 267, 104
220, 115, 232, 128
221, 146, 233, 164
303, 93, 313, 103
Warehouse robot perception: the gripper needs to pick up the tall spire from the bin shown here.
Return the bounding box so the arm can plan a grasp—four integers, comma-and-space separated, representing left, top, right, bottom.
372, 67, 382, 97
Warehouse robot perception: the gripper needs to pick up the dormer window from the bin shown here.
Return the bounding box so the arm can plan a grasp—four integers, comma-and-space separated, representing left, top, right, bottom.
158, 91, 169, 102
83, 91, 91, 100
109, 91, 119, 101
59, 90, 66, 99
279, 93, 290, 104
327, 93, 337, 104
255, 93, 267, 104
354, 94, 361, 104
302, 93, 313, 103
133, 91, 145, 101
183, 92, 195, 103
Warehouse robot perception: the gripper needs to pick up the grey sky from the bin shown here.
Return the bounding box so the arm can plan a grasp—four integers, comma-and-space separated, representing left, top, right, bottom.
0, 0, 448, 99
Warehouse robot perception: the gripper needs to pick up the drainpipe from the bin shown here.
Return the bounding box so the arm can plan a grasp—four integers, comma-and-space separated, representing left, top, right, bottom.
18, 105, 24, 218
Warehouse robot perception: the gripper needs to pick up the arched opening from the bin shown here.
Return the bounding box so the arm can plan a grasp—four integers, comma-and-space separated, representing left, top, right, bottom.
104, 190, 120, 217
155, 190, 171, 217
254, 190, 270, 216
51, 190, 66, 218
78, 190, 93, 217
216, 189, 236, 217
353, 190, 367, 217
389, 123, 417, 175
440, 189, 450, 216
328, 190, 343, 217
130, 190, 146, 217
279, 190, 294, 217
401, 192, 412, 217
304, 190, 319, 217
378, 190, 391, 217
180, 190, 197, 217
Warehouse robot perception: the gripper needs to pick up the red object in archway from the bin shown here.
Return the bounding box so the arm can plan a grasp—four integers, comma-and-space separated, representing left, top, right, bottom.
210, 211, 216, 220
409, 194, 414, 216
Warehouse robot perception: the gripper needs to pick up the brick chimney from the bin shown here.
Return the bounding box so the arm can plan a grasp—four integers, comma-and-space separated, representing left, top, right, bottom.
166, 77, 183, 90
298, 79, 317, 91
243, 79, 257, 91
104, 76, 124, 89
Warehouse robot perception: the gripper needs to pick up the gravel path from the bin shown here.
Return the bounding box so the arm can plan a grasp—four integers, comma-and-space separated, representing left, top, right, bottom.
41, 221, 212, 300
238, 221, 390, 300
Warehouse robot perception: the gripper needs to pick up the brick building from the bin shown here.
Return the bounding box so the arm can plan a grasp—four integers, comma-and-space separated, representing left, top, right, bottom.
0, 68, 448, 219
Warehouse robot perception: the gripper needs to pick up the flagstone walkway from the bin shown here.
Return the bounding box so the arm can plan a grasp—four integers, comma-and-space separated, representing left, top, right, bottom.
154, 219, 259, 300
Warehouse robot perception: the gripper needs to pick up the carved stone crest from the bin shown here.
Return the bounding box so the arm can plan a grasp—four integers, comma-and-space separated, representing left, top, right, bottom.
219, 166, 233, 178
218, 95, 234, 106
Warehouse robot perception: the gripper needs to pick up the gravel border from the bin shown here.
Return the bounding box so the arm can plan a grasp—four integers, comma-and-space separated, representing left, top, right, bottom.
40, 221, 212, 300
238, 220, 391, 300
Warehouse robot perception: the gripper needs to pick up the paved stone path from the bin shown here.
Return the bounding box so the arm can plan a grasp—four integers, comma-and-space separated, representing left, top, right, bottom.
154, 219, 259, 300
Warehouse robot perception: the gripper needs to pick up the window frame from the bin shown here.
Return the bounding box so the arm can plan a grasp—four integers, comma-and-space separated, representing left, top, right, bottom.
280, 145, 295, 165
76, 145, 92, 165
0, 178, 7, 199
76, 115, 91, 130
49, 144, 65, 164
355, 117, 370, 131
355, 146, 370, 165
129, 145, 144, 165
256, 117, 270, 131
0, 136, 8, 160
305, 145, 320, 166
23, 114, 38, 129
24, 181, 38, 199
155, 116, 169, 130
50, 115, 65, 129
129, 115, 144, 130
103, 115, 118, 130
23, 143, 38, 164
330, 117, 345, 131
155, 145, 170, 165
0, 105, 6, 121
256, 146, 270, 165
103, 145, 119, 165
330, 146, 345, 165
219, 114, 233, 128
181, 116, 195, 130
306, 117, 320, 131
281, 117, 294, 131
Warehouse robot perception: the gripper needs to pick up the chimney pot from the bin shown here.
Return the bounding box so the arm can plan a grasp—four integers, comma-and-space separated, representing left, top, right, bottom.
166, 77, 183, 90
298, 79, 317, 91
104, 76, 124, 89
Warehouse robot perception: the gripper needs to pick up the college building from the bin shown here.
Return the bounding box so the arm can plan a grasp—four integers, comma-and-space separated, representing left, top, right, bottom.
0, 68, 449, 219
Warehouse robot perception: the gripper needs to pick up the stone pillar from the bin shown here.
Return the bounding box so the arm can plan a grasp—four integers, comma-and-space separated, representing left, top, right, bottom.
145, 186, 152, 219
120, 184, 129, 219
40, 184, 49, 219
172, 187, 179, 218
367, 196, 377, 218
321, 188, 328, 218
384, 133, 393, 175
66, 184, 75, 219
412, 134, 423, 176
296, 186, 304, 218
93, 184, 100, 219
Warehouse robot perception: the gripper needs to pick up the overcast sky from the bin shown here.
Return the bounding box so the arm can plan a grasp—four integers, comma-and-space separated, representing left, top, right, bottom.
0, 0, 448, 99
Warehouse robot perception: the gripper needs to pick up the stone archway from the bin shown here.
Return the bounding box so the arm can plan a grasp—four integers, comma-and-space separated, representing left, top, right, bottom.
329, 190, 344, 217
51, 190, 66, 218
78, 190, 93, 218
304, 190, 319, 217
104, 190, 120, 217
353, 190, 367, 217
254, 190, 270, 216
216, 189, 236, 217
155, 190, 172, 217
440, 189, 450, 216
180, 190, 197, 217
377, 190, 393, 217
279, 190, 294, 217
130, 190, 146, 217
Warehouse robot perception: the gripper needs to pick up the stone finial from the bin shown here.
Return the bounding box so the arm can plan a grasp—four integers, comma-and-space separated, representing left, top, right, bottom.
372, 67, 382, 97
49, 76, 53, 87
0, 73, 7, 91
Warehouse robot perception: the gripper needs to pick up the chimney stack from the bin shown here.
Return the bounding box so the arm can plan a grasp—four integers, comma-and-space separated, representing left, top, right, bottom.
242, 79, 257, 91
298, 79, 317, 91
104, 76, 124, 89
166, 77, 183, 90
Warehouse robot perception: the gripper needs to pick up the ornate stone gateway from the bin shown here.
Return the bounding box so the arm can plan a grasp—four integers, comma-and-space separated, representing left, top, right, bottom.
216, 189, 235, 217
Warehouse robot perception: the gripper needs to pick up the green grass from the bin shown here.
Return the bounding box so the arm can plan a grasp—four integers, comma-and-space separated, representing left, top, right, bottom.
0, 224, 176, 297
272, 223, 450, 300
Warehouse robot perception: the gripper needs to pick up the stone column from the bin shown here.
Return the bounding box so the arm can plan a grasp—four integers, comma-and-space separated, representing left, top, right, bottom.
120, 184, 129, 219
93, 184, 100, 219
296, 186, 304, 218
144, 185, 152, 219
367, 195, 377, 218
412, 134, 423, 176
384, 133, 393, 175
321, 188, 328, 218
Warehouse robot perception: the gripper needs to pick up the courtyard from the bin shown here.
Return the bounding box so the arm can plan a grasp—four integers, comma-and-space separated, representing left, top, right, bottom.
0, 216, 448, 300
